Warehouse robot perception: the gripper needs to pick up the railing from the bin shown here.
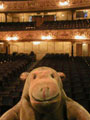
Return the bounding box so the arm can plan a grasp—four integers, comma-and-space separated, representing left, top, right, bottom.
0, 22, 36, 31
0, 19, 90, 31
38, 19, 90, 30
0, 0, 29, 1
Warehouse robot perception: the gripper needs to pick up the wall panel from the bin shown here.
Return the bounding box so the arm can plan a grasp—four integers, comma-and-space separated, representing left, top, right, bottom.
10, 41, 72, 60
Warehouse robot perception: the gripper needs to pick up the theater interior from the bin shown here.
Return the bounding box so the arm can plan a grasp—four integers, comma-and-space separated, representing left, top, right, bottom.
0, 0, 90, 117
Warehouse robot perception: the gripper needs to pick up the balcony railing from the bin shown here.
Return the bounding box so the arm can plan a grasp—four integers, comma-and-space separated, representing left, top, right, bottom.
0, 22, 36, 31
37, 19, 90, 30
0, 19, 90, 31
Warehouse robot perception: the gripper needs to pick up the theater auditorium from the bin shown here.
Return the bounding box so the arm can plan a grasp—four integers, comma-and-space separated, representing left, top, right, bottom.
0, 0, 90, 117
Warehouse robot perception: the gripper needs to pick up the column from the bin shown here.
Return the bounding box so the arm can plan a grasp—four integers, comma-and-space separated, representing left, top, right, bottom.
5, 13, 8, 22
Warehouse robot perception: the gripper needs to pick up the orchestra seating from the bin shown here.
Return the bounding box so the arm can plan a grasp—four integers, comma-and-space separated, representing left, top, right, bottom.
33, 54, 90, 113
0, 53, 90, 115
0, 53, 36, 115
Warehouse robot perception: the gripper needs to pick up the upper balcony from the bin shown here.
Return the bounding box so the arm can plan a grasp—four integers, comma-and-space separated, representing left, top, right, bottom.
38, 19, 90, 30
0, 19, 90, 31
0, 0, 90, 13
0, 22, 36, 31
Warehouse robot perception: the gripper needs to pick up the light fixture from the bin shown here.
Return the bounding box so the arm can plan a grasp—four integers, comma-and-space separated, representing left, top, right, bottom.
46, 35, 52, 40
0, 3, 4, 10
41, 35, 52, 40
33, 42, 40, 45
62, 14, 64, 16
59, 1, 69, 6
6, 36, 18, 41
6, 37, 12, 41
83, 43, 86, 46
41, 36, 46, 40
75, 35, 87, 39
12, 36, 18, 41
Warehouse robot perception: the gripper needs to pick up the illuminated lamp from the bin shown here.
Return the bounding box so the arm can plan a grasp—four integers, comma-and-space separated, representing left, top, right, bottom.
6, 37, 12, 41
6, 36, 18, 41
46, 35, 52, 40
33, 42, 40, 45
83, 43, 86, 46
59, 1, 69, 6
41, 36, 46, 40
12, 36, 18, 41
41, 35, 52, 40
75, 35, 86, 39
0, 3, 4, 9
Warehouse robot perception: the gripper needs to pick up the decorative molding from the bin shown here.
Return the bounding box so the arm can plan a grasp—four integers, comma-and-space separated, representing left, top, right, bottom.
0, 29, 90, 43
0, 0, 90, 12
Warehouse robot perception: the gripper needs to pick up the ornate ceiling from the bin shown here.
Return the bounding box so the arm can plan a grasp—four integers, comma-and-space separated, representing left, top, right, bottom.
0, 0, 90, 12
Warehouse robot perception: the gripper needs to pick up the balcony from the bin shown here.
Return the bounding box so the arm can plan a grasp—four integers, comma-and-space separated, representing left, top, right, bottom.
0, 19, 90, 31
0, 22, 36, 31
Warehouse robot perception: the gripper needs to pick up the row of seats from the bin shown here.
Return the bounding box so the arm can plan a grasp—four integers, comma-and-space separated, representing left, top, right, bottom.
0, 19, 90, 31
38, 19, 90, 29
0, 22, 36, 31
1, 53, 90, 115
0, 52, 36, 115
0, 52, 36, 62
33, 54, 90, 112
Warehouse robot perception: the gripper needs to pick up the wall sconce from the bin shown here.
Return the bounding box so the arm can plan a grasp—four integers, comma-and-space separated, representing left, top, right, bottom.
0, 3, 4, 10
59, 1, 69, 6
6, 37, 12, 41
75, 35, 87, 39
33, 42, 40, 45
83, 43, 86, 46
13, 36, 18, 41
41, 35, 52, 40
6, 36, 19, 41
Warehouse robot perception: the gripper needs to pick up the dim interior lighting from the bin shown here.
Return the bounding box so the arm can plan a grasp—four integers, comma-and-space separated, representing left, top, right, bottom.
6, 36, 18, 41
41, 35, 52, 40
75, 35, 87, 39
0, 3, 4, 9
59, 1, 69, 6
33, 42, 40, 45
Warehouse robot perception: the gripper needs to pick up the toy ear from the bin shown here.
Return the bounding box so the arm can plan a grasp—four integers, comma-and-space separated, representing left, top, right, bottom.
58, 72, 66, 80
20, 72, 29, 81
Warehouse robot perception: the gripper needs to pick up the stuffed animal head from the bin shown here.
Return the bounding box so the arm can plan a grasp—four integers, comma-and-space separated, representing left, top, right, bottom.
20, 67, 66, 113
